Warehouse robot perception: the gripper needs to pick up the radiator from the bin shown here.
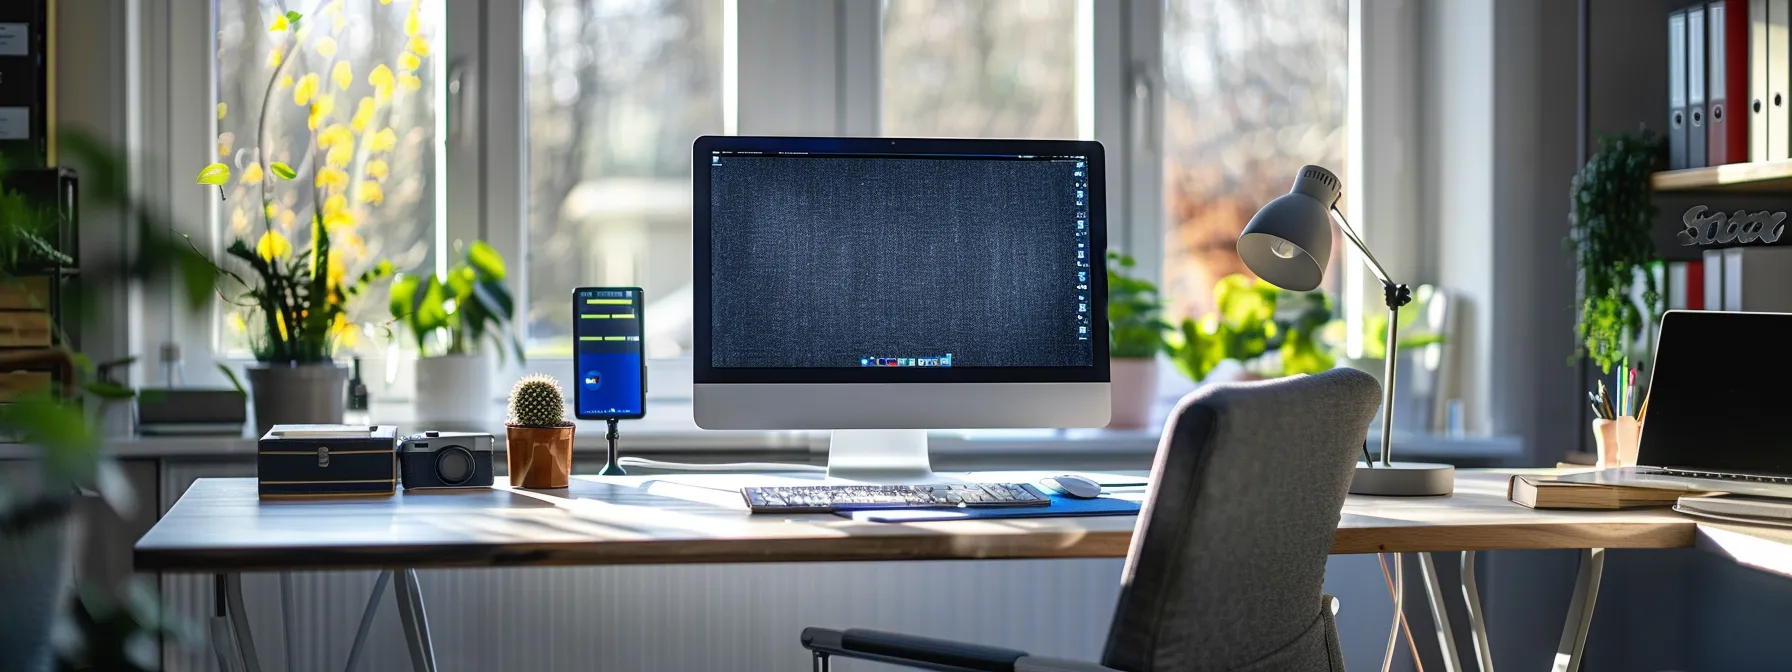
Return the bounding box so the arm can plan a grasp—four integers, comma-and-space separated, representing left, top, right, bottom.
162, 559, 1127, 671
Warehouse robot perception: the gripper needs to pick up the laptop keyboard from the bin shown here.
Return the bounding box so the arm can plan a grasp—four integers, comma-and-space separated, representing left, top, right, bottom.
1640, 467, 1792, 484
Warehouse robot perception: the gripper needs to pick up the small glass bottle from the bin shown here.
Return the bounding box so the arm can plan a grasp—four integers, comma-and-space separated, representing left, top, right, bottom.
345, 357, 372, 426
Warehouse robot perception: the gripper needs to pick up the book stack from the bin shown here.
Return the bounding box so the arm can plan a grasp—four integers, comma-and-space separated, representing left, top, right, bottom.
1508, 474, 1706, 510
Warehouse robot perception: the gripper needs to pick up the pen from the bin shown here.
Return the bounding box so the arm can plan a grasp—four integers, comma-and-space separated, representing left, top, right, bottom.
1626, 369, 1637, 418
1587, 391, 1609, 420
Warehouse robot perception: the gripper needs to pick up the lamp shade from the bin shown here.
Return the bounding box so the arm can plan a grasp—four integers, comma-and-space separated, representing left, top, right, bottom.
1236, 165, 1343, 292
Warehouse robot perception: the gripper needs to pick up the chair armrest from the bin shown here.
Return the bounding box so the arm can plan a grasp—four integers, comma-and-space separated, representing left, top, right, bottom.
801, 627, 1030, 672
1013, 656, 1121, 672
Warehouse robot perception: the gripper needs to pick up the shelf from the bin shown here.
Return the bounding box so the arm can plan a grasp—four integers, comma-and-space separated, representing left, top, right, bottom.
1653, 160, 1792, 193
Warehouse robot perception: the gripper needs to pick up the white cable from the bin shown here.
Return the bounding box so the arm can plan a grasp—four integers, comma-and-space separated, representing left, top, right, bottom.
616, 457, 826, 473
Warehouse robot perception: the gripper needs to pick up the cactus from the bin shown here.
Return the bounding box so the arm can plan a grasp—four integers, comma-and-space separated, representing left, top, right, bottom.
507, 374, 568, 427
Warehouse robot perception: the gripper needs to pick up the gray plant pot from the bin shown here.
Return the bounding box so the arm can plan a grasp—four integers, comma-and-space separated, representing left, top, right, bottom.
0, 511, 74, 672
247, 362, 349, 435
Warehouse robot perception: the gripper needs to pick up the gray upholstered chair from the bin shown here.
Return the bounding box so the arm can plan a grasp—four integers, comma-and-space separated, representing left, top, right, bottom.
800, 367, 1383, 672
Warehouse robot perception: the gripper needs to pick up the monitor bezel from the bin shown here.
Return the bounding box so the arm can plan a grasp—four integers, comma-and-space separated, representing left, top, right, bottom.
692, 135, 1110, 385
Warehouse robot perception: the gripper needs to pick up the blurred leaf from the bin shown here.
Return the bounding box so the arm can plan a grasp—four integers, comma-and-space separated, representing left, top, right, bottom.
413, 275, 449, 333
80, 381, 135, 400
216, 363, 247, 398
466, 240, 506, 281
285, 10, 303, 25
445, 265, 475, 302
269, 162, 297, 181
3, 394, 97, 487
195, 163, 230, 186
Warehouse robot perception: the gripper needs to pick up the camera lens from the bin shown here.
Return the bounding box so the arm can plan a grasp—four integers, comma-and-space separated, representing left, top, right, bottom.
435, 446, 475, 485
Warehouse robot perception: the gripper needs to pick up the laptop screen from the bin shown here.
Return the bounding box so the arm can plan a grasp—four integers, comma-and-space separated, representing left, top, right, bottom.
1640, 310, 1792, 475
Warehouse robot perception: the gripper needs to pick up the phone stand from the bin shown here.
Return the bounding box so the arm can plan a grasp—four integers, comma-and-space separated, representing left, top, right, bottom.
598, 419, 627, 476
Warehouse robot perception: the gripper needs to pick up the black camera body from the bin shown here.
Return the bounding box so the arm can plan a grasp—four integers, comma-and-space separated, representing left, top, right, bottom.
398, 431, 495, 489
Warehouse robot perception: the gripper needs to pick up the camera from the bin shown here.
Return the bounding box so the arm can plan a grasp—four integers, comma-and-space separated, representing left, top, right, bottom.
399, 431, 495, 489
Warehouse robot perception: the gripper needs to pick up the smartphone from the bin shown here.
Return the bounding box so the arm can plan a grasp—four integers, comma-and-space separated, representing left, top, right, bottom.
573, 287, 646, 420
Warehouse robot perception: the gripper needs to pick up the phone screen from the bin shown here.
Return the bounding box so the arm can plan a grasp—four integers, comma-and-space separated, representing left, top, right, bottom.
573, 287, 646, 419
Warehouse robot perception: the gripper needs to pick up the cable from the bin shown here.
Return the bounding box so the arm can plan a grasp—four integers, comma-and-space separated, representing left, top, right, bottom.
1377, 553, 1422, 672
616, 457, 826, 473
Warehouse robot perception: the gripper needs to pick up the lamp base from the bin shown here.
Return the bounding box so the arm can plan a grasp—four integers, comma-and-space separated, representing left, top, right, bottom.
1350, 462, 1455, 496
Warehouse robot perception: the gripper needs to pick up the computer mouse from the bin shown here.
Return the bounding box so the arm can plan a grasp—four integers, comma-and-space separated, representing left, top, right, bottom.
1039, 475, 1102, 499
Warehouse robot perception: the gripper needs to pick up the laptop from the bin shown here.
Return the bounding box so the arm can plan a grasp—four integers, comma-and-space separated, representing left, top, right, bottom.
1557, 310, 1792, 498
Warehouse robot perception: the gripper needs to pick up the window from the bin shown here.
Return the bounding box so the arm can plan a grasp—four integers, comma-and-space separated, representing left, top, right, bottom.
1161, 0, 1348, 320
522, 0, 725, 359
213, 0, 443, 354
179, 1, 1365, 401
881, 0, 1085, 139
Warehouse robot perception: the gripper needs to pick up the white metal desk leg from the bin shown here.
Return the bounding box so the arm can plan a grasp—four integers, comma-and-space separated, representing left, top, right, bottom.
211, 574, 242, 672
280, 573, 298, 672
1551, 548, 1606, 672
393, 569, 439, 672
343, 570, 393, 672
1419, 552, 1464, 672
1461, 551, 1495, 672
224, 573, 264, 672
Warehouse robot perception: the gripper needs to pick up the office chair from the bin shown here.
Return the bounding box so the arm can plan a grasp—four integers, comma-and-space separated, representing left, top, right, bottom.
800, 367, 1383, 671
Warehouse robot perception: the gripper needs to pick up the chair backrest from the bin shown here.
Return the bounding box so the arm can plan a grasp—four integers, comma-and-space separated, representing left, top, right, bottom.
1101, 368, 1381, 672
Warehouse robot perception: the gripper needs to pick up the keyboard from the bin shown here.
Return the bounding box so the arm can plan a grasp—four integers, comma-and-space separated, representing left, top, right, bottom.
1641, 467, 1792, 484
741, 483, 1052, 514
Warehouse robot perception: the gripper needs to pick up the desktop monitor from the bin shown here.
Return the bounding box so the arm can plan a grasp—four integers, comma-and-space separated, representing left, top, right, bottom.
693, 136, 1111, 479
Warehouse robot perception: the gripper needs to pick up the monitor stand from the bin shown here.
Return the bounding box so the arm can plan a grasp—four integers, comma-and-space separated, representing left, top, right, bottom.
825, 429, 935, 483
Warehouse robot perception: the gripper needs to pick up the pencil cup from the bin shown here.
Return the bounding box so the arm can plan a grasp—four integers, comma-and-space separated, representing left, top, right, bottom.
1593, 417, 1641, 468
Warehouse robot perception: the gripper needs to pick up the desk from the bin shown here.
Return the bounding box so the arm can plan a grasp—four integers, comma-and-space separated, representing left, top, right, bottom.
133, 470, 1755, 672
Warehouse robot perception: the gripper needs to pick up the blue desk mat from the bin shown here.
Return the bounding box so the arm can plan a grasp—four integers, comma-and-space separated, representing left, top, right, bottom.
835, 495, 1142, 523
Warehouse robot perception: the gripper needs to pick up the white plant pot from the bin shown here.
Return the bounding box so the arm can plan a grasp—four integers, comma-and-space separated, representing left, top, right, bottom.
1109, 358, 1160, 429
414, 354, 495, 431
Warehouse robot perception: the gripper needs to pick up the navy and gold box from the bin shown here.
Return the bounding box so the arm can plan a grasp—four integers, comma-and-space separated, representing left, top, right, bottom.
257, 425, 398, 499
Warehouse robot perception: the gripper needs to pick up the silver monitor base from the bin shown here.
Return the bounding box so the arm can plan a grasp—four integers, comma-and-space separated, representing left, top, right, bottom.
825, 429, 936, 483
1350, 462, 1455, 496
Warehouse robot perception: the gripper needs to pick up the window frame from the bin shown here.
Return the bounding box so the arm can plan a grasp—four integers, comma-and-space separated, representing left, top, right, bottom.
142, 0, 1379, 415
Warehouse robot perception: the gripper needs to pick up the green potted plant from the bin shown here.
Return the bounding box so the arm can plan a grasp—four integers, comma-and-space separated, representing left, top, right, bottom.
1106, 251, 1172, 428
1568, 130, 1663, 376
195, 8, 417, 433
1167, 274, 1338, 382
1, 136, 211, 670
389, 240, 523, 430
506, 374, 574, 488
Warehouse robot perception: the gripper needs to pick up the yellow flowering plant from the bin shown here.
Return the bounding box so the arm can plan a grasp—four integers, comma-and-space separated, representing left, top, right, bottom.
194, 3, 433, 363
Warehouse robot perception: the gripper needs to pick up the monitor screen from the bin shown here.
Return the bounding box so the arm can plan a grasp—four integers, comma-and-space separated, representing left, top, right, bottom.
702, 142, 1097, 375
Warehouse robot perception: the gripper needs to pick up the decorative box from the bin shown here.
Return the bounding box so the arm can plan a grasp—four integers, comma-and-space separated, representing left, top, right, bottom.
257, 425, 398, 499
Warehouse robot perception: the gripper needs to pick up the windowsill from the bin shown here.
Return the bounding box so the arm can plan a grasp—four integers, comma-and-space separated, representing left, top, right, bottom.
0, 398, 1525, 463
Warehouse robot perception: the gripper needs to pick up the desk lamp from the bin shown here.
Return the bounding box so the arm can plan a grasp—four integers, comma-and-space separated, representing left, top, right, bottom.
1237, 165, 1453, 496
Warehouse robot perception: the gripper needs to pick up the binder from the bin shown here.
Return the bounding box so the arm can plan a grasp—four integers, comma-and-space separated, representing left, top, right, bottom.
1671, 9, 1690, 169
1771, 0, 1791, 160
1712, 1, 1750, 164
1691, 5, 1709, 167
0, 1, 49, 168
1668, 260, 1707, 310
1753, 0, 1770, 160
1704, 249, 1725, 310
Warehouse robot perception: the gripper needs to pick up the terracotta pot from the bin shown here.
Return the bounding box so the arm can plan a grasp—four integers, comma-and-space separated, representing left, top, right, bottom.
1108, 358, 1159, 429
506, 424, 574, 489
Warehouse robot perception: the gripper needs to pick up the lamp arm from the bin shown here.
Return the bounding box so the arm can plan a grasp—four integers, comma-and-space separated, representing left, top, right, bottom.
1328, 207, 1392, 286
1324, 207, 1412, 467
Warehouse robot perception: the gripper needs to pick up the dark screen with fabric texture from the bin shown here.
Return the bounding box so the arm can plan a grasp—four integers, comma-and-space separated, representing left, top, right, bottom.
1640, 311, 1792, 475
709, 154, 1090, 368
